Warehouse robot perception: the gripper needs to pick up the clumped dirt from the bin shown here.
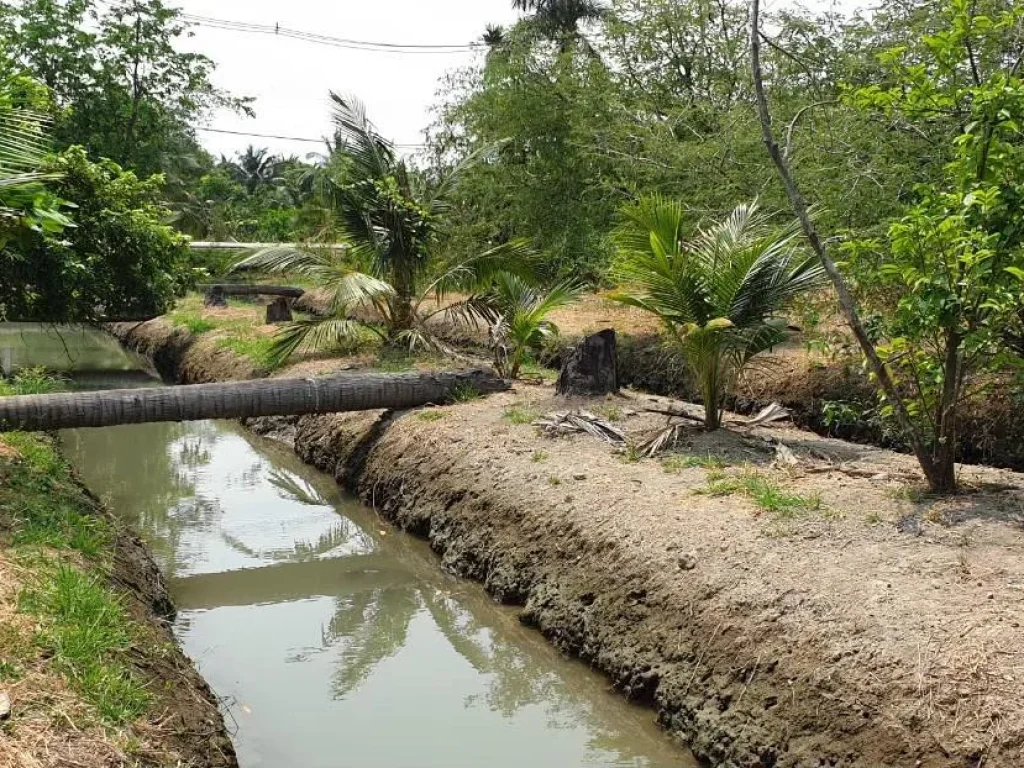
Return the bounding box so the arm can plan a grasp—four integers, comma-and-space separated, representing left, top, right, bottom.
273, 391, 1024, 767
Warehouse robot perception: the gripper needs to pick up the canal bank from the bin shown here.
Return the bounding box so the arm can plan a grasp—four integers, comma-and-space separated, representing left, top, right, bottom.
111, 318, 1024, 767
3, 324, 699, 768
0, 385, 236, 766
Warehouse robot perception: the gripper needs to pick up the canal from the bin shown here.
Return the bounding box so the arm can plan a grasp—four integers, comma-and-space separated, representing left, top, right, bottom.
3, 324, 695, 768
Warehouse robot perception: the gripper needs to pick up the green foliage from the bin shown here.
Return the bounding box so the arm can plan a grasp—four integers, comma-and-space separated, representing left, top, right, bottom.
662, 453, 728, 472
21, 563, 149, 724
694, 470, 823, 518
502, 404, 541, 424
236, 96, 538, 365
487, 274, 581, 378
431, 0, 939, 284
0, 146, 190, 323
173, 312, 216, 335
839, 0, 1024, 489
416, 409, 446, 423
0, 0, 250, 178
612, 198, 826, 429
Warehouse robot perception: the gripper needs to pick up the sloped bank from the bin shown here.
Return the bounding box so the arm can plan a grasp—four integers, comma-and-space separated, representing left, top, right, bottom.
0, 429, 237, 768
112, 319, 1024, 768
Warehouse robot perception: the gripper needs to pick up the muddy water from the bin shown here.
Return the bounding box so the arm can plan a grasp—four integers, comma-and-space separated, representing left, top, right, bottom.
4, 325, 695, 768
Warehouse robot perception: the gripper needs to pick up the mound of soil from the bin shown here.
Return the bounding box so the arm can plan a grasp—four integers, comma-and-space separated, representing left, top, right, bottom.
273, 394, 1024, 767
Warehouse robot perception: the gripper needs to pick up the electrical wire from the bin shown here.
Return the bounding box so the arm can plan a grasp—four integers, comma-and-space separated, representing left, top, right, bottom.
196, 125, 426, 149
180, 12, 483, 55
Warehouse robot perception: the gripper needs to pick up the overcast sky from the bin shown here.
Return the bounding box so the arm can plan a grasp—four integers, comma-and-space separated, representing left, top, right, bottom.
175, 0, 520, 160
174, 0, 867, 162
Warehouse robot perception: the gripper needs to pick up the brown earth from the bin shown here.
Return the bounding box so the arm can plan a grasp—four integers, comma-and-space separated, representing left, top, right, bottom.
113, 318, 1024, 768
0, 437, 236, 768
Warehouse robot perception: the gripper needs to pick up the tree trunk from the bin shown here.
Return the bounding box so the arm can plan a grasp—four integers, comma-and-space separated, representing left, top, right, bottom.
172, 554, 413, 611
931, 327, 963, 493
265, 298, 293, 324
556, 329, 619, 397
749, 0, 947, 491
0, 370, 509, 432
200, 285, 306, 299
204, 286, 228, 308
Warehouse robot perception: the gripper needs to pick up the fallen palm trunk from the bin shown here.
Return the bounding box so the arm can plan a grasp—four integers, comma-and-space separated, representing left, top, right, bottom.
0, 370, 508, 431
202, 284, 306, 308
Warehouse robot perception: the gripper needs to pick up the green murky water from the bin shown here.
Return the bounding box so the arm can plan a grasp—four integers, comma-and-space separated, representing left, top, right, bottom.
3, 324, 695, 768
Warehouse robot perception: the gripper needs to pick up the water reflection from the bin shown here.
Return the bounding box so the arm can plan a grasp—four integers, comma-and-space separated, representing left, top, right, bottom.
37, 336, 693, 767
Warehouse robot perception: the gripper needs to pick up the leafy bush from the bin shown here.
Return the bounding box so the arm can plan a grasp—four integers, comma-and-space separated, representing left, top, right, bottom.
0, 146, 190, 323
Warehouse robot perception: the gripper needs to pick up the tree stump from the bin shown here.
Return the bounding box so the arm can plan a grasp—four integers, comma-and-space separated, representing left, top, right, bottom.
556, 329, 618, 397
203, 285, 227, 308
266, 297, 293, 324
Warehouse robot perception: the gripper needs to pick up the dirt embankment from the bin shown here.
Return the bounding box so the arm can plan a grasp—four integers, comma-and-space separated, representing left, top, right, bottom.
114, 318, 1024, 768
0, 436, 236, 768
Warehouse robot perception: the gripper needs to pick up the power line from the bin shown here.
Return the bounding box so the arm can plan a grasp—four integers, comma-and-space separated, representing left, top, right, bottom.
196, 125, 426, 149
180, 12, 483, 55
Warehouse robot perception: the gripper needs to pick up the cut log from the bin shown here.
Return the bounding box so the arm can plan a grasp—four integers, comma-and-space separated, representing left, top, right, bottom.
266, 297, 293, 323
200, 284, 305, 299
0, 370, 509, 431
556, 329, 619, 397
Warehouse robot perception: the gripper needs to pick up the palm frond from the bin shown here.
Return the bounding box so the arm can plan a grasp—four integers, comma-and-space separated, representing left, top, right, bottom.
267, 316, 381, 368
422, 239, 537, 305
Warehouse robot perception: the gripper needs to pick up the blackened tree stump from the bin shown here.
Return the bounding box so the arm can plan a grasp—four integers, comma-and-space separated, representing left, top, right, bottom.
556, 329, 619, 397
266, 297, 293, 323
203, 285, 228, 308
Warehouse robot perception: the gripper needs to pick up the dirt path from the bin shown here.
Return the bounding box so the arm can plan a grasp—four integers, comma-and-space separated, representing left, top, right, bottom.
113, 319, 1024, 767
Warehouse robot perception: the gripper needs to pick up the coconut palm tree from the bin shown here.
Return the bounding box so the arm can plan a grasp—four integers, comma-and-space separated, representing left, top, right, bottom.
611, 197, 826, 430
482, 23, 506, 47
512, 0, 608, 52
483, 273, 581, 378
226, 145, 279, 195
0, 104, 66, 245
236, 94, 534, 365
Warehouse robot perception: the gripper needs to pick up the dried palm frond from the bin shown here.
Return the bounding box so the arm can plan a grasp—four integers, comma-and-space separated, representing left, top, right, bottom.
635, 422, 695, 457
533, 410, 626, 443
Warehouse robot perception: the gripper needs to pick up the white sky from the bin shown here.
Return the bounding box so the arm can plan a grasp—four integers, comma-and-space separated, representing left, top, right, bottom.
175, 0, 868, 162
175, 0, 521, 160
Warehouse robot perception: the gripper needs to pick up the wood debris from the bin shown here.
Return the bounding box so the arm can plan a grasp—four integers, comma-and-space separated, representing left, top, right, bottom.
533, 410, 627, 443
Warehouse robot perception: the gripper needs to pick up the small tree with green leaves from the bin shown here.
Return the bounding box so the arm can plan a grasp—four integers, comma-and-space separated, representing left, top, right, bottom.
611, 197, 825, 430
237, 95, 534, 366
752, 0, 1024, 492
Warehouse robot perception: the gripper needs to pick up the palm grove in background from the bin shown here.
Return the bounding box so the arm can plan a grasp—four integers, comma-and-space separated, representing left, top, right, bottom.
2, 0, 1024, 493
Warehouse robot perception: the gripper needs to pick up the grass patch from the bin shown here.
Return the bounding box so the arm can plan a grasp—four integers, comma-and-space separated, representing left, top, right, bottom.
20, 563, 149, 724
173, 312, 216, 335
502, 404, 540, 425
448, 383, 484, 403
662, 453, 729, 473
1, 367, 151, 726
619, 444, 643, 464
0, 367, 65, 395
695, 470, 823, 518
532, 450, 549, 463
593, 404, 624, 422
417, 410, 446, 422
215, 335, 281, 371
548, 476, 562, 486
